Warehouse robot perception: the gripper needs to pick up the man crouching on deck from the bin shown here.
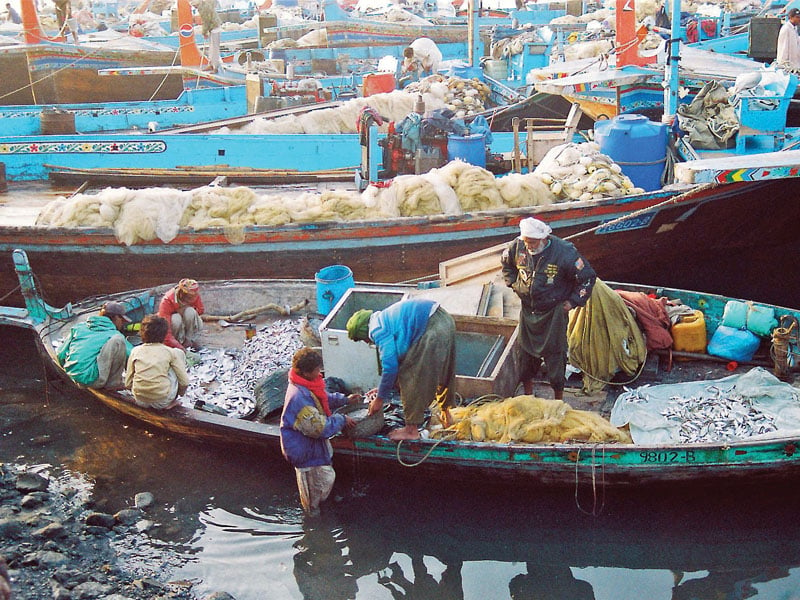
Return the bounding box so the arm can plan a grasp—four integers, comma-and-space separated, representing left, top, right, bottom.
346, 298, 456, 441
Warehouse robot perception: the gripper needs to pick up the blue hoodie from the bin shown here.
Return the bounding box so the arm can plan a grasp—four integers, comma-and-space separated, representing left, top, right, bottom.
370, 299, 437, 399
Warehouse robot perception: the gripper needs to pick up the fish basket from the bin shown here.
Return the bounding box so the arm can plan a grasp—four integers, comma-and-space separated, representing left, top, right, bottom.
336, 402, 384, 438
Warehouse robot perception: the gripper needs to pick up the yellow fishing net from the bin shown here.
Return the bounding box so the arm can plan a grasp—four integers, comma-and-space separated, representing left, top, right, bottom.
433, 395, 631, 444
567, 279, 647, 394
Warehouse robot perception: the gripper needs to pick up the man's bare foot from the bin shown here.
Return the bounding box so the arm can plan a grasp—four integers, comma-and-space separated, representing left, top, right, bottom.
441, 408, 453, 428
388, 425, 420, 441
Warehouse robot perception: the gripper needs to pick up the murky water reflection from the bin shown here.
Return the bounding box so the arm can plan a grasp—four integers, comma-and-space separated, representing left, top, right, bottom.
2, 327, 800, 599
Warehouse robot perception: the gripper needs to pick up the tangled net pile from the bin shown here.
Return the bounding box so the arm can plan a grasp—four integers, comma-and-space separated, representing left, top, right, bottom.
35, 160, 559, 245
533, 142, 643, 201
432, 396, 632, 444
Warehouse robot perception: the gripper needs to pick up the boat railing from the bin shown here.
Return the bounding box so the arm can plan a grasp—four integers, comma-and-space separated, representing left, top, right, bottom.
0, 249, 73, 329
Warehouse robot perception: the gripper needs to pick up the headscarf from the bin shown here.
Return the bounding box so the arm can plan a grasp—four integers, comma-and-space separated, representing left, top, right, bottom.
519, 217, 551, 239
346, 309, 373, 341
288, 369, 331, 416
178, 278, 199, 293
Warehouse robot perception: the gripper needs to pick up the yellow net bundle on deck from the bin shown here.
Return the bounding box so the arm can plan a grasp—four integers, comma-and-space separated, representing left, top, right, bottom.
434, 395, 631, 444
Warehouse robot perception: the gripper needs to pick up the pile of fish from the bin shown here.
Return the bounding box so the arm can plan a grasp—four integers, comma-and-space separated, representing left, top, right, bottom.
181, 319, 304, 417
625, 384, 779, 443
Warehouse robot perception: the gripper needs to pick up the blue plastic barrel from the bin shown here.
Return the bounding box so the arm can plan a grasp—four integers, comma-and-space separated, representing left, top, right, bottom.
447, 134, 487, 167
594, 114, 668, 191
315, 265, 354, 316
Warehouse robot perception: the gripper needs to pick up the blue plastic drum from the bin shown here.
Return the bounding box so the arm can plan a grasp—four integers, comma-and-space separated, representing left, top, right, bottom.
594, 114, 668, 191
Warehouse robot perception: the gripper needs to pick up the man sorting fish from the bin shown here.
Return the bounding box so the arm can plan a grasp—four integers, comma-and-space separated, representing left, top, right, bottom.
346, 298, 456, 441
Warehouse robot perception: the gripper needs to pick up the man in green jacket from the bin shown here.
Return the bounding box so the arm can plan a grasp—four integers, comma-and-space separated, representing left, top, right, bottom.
57, 301, 134, 389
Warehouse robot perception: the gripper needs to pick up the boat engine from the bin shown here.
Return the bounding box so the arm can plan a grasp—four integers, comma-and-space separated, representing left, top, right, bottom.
378, 123, 449, 178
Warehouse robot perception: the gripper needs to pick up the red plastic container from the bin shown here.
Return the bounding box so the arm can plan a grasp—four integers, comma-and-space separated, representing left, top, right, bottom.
362, 73, 396, 97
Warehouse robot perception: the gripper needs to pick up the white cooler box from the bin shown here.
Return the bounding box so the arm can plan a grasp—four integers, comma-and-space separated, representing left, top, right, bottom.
319, 287, 408, 392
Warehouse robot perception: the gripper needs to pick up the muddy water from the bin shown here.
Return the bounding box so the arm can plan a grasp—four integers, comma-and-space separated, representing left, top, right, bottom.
3, 326, 800, 600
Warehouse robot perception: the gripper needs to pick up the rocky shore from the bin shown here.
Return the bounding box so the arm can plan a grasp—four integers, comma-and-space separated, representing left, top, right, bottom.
0, 463, 233, 600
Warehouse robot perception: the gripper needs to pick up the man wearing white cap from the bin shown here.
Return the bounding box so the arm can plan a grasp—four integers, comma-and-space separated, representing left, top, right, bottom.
501, 217, 596, 400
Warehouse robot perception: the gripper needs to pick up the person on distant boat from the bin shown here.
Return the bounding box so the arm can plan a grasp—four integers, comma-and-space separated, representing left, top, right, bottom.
777, 7, 800, 73
4, 3, 21, 24
402, 37, 442, 80
125, 315, 189, 410
54, 0, 77, 42
56, 301, 134, 390
192, 0, 222, 73
346, 298, 456, 441
280, 348, 359, 516
158, 278, 205, 351
501, 217, 596, 401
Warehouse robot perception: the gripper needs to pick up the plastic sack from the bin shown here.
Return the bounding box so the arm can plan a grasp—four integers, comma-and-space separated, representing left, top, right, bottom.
721, 300, 748, 329
707, 325, 761, 362
747, 304, 778, 337
721, 300, 778, 337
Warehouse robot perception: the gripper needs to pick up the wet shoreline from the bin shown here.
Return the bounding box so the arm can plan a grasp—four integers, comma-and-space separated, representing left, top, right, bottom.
0, 462, 215, 600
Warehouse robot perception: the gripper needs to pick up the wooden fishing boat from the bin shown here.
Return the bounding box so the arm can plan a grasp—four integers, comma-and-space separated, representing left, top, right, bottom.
1, 172, 799, 308
0, 0, 185, 105
0, 85, 250, 136
3, 248, 800, 488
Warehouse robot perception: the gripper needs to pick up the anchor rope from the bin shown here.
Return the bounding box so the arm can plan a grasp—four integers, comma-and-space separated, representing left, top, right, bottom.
574, 445, 606, 516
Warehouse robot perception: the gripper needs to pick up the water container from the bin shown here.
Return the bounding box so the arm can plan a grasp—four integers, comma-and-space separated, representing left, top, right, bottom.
671, 310, 707, 355
447, 134, 487, 167
483, 59, 508, 80
707, 325, 761, 362
315, 265, 355, 316
721, 300, 748, 329
362, 72, 396, 97
594, 114, 668, 191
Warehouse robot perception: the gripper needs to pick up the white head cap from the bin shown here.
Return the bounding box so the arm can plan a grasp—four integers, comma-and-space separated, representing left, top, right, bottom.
519, 217, 552, 239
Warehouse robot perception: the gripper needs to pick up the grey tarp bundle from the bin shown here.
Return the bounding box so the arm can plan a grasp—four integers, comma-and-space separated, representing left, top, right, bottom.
676, 80, 739, 150
610, 367, 800, 444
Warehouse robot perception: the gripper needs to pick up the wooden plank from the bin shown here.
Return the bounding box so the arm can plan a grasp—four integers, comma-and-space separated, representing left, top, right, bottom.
440, 243, 505, 287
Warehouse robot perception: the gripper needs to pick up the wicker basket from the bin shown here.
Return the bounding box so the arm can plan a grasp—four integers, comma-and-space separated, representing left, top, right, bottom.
336, 402, 384, 438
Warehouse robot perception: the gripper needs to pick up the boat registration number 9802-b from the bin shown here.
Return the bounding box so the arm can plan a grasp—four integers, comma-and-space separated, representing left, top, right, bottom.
639, 450, 697, 463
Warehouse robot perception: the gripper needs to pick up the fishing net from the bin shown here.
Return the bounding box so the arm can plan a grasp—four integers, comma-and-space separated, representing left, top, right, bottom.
433, 395, 631, 443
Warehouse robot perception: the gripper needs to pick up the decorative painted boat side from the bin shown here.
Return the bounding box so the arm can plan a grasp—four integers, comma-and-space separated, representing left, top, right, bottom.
0, 85, 249, 135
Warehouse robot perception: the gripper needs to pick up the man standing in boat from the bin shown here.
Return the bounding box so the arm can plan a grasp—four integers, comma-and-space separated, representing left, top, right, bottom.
56, 301, 133, 390
192, 0, 223, 73
501, 217, 596, 401
777, 8, 800, 73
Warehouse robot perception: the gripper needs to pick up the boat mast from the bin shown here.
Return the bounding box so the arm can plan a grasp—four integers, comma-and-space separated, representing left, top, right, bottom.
468, 0, 480, 67
663, 0, 681, 122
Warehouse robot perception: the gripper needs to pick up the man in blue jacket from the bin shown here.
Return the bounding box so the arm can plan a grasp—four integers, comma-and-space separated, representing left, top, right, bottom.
346, 298, 456, 441
280, 348, 358, 516
56, 301, 133, 390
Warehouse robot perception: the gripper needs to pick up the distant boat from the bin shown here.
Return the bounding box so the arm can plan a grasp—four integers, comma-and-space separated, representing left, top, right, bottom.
0, 85, 249, 135
0, 0, 186, 104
